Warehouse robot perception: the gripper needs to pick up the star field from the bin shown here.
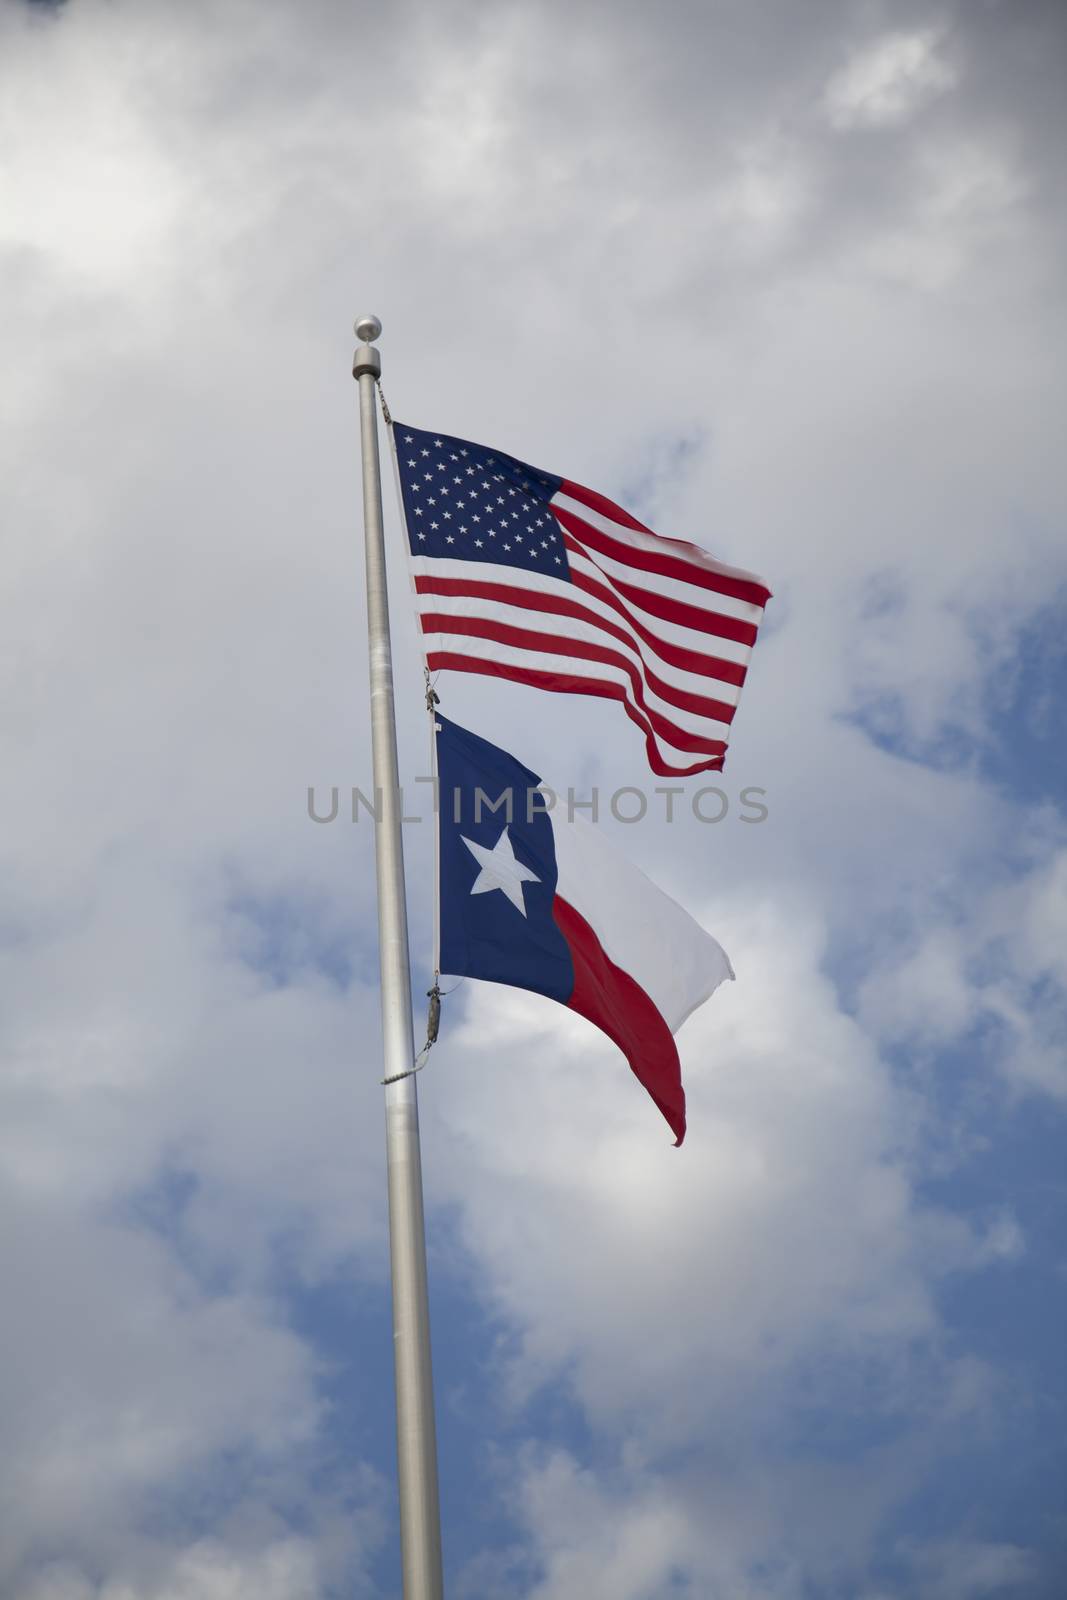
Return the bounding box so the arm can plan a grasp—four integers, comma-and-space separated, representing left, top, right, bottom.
394, 422, 570, 577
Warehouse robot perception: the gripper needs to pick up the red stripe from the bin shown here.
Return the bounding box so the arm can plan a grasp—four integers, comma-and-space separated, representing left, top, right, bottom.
558, 477, 651, 533
424, 627, 728, 757
419, 611, 737, 726
555, 501, 771, 610
565, 539, 759, 646
553, 893, 686, 1145
424, 652, 726, 777
565, 571, 748, 689
415, 572, 748, 690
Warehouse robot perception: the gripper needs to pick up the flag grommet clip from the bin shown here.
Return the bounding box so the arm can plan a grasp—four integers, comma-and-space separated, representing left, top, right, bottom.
424, 668, 440, 713
380, 983, 442, 1085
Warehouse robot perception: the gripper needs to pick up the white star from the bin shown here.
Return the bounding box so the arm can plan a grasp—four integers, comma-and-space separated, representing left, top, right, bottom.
462, 828, 540, 917
474, 539, 483, 547
430, 520, 439, 530
403, 434, 413, 443
446, 535, 455, 544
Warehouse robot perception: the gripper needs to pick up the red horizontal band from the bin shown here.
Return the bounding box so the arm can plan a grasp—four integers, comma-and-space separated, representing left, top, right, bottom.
420, 611, 737, 729
563, 538, 759, 647
555, 495, 772, 609
415, 571, 748, 690
554, 893, 685, 1146
424, 652, 728, 778
565, 570, 748, 688
557, 477, 652, 533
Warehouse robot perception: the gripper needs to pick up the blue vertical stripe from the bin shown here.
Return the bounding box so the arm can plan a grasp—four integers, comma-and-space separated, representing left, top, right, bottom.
435, 716, 574, 1004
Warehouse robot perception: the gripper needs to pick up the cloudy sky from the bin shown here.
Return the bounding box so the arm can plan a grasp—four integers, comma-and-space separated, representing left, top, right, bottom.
2, 0, 1065, 1595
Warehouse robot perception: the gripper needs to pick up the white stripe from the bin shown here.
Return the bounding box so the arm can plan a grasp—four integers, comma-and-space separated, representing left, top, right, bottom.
410, 555, 753, 670
546, 800, 734, 1031
414, 589, 742, 709
564, 551, 752, 666
552, 487, 769, 597
410, 554, 570, 590
558, 523, 765, 625
421, 631, 733, 748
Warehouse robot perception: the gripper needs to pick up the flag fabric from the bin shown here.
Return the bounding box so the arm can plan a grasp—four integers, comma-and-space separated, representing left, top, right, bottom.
394, 421, 771, 778
435, 715, 734, 1144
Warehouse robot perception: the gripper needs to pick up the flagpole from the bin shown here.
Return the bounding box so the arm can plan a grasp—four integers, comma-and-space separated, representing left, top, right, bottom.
352, 315, 444, 1600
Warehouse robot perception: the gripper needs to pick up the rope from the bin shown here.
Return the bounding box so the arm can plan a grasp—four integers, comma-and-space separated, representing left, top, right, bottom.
380, 676, 458, 1087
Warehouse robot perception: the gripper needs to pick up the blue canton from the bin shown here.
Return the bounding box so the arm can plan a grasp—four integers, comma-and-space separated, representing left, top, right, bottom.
435, 715, 574, 1002
394, 421, 570, 577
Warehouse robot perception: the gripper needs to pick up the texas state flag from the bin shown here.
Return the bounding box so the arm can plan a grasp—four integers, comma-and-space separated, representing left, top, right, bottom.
435, 715, 734, 1144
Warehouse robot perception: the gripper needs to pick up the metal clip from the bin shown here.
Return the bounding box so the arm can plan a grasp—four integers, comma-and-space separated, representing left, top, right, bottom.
426, 983, 441, 1046
380, 981, 442, 1085
424, 667, 441, 713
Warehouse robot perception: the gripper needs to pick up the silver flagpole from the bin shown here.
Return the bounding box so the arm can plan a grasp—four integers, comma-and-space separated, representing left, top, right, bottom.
352, 315, 444, 1600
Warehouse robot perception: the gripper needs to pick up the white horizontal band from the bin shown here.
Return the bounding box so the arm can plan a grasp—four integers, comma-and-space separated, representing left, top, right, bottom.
415, 588, 742, 710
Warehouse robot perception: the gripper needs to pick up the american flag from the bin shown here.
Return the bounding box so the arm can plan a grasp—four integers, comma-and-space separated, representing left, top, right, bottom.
392, 421, 771, 777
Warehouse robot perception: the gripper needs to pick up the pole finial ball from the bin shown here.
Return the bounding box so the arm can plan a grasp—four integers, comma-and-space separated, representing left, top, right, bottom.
354, 315, 382, 343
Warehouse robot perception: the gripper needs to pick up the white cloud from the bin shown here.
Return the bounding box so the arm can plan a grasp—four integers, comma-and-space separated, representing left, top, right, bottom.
901, 1536, 1039, 1599
0, 1177, 387, 1594
1, 0, 1065, 1590
824, 29, 958, 130
16, 1506, 385, 1600
859, 845, 1067, 1100
427, 894, 1003, 1453
508, 1453, 695, 1600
